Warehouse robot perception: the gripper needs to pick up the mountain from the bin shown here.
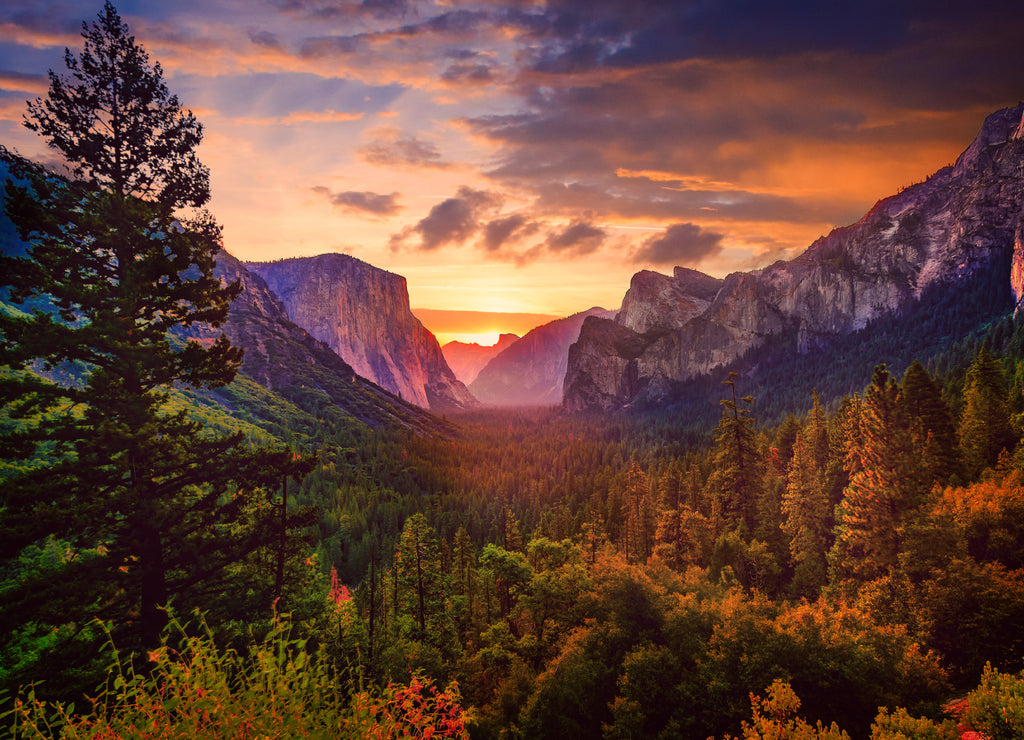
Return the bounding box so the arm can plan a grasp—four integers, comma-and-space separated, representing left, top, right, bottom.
442, 333, 520, 385
565, 103, 1024, 412
247, 253, 478, 414
471, 307, 615, 406
183, 251, 448, 435
0, 151, 447, 439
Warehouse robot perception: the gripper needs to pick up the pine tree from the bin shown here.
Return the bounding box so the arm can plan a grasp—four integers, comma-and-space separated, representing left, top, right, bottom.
393, 514, 452, 648
622, 460, 653, 563
707, 372, 761, 537
0, 1, 312, 675
831, 367, 927, 583
782, 431, 831, 597
960, 348, 1014, 477
653, 461, 708, 570
900, 359, 959, 485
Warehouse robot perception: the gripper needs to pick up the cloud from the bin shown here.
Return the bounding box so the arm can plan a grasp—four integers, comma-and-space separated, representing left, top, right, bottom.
393, 186, 503, 251
359, 126, 450, 169
0, 70, 48, 95
248, 29, 283, 49
546, 219, 606, 256
482, 213, 539, 252
276, 0, 422, 21
441, 60, 496, 86
174, 72, 403, 123
632, 223, 723, 266
312, 186, 401, 216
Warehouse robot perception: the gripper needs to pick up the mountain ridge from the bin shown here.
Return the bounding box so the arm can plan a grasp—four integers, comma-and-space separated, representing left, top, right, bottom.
471, 307, 615, 406
564, 102, 1024, 412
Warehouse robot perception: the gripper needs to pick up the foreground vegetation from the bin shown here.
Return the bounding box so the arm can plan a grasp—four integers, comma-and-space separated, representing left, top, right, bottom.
3, 2, 1023, 738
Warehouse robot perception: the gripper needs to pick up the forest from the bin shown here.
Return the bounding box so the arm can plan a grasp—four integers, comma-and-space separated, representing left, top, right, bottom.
3, 3, 1024, 739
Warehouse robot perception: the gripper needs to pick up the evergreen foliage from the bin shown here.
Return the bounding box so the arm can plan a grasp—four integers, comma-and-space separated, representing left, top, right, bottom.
0, 1, 312, 699
3, 5, 1024, 736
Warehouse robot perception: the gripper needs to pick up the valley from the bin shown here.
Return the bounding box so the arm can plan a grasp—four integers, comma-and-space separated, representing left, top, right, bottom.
2, 3, 1023, 733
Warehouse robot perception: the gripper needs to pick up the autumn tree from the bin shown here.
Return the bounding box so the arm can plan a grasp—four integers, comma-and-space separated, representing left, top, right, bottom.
0, 0, 311, 676
830, 367, 927, 584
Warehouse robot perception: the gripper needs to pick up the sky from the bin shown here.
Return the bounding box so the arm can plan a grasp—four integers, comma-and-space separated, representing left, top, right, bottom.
1, 1, 1023, 345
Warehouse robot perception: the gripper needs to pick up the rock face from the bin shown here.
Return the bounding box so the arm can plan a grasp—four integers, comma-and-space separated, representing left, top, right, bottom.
565, 103, 1024, 412
184, 251, 446, 432
442, 333, 520, 385
248, 253, 477, 413
472, 307, 615, 406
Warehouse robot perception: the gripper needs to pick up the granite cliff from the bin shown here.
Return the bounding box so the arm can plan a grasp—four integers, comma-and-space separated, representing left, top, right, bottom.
472, 307, 615, 406
565, 103, 1024, 412
186, 251, 446, 432
442, 333, 520, 385
248, 253, 477, 413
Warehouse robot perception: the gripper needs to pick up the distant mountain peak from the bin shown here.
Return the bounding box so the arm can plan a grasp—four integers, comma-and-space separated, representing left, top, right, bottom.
471, 307, 614, 406
442, 333, 520, 385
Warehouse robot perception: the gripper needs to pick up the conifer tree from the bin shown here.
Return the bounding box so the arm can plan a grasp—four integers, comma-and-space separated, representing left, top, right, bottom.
622, 460, 653, 563
394, 514, 452, 647
782, 431, 831, 597
0, 1, 312, 672
707, 372, 761, 537
831, 367, 927, 583
959, 348, 1014, 477
900, 359, 959, 485
653, 462, 708, 570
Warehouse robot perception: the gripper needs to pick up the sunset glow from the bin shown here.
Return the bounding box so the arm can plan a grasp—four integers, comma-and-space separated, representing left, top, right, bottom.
413, 308, 560, 346
1, 1, 1021, 334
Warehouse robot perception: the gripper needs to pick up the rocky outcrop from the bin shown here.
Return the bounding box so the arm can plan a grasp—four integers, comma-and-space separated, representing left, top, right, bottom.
182, 251, 446, 431
442, 333, 520, 385
472, 307, 615, 406
248, 253, 477, 413
565, 103, 1024, 412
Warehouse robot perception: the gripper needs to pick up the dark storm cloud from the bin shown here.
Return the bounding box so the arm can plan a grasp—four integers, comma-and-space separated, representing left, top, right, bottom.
312, 186, 401, 216
632, 223, 723, 266
546, 219, 605, 256
520, 0, 1021, 75
394, 186, 503, 251
358, 129, 449, 169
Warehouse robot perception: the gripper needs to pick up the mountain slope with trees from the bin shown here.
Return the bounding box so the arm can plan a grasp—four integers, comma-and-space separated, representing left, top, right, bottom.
3, 4, 1024, 739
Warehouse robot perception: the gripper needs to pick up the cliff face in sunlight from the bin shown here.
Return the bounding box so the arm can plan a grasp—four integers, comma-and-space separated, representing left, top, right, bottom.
443, 333, 520, 385
180, 251, 448, 432
565, 103, 1024, 412
248, 253, 478, 413
471, 307, 615, 406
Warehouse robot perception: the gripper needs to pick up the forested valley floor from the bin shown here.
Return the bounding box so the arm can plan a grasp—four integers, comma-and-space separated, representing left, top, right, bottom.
8, 315, 1024, 738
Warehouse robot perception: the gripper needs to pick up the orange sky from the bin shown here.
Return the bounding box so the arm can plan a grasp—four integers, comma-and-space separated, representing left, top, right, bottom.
413, 308, 561, 346
2, 1, 1021, 342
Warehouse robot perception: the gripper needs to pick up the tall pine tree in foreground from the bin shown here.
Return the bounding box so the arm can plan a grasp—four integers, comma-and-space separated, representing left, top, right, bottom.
0, 1, 312, 693
708, 372, 761, 537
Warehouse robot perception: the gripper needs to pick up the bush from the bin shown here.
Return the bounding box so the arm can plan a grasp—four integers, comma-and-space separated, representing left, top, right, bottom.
4, 615, 468, 739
